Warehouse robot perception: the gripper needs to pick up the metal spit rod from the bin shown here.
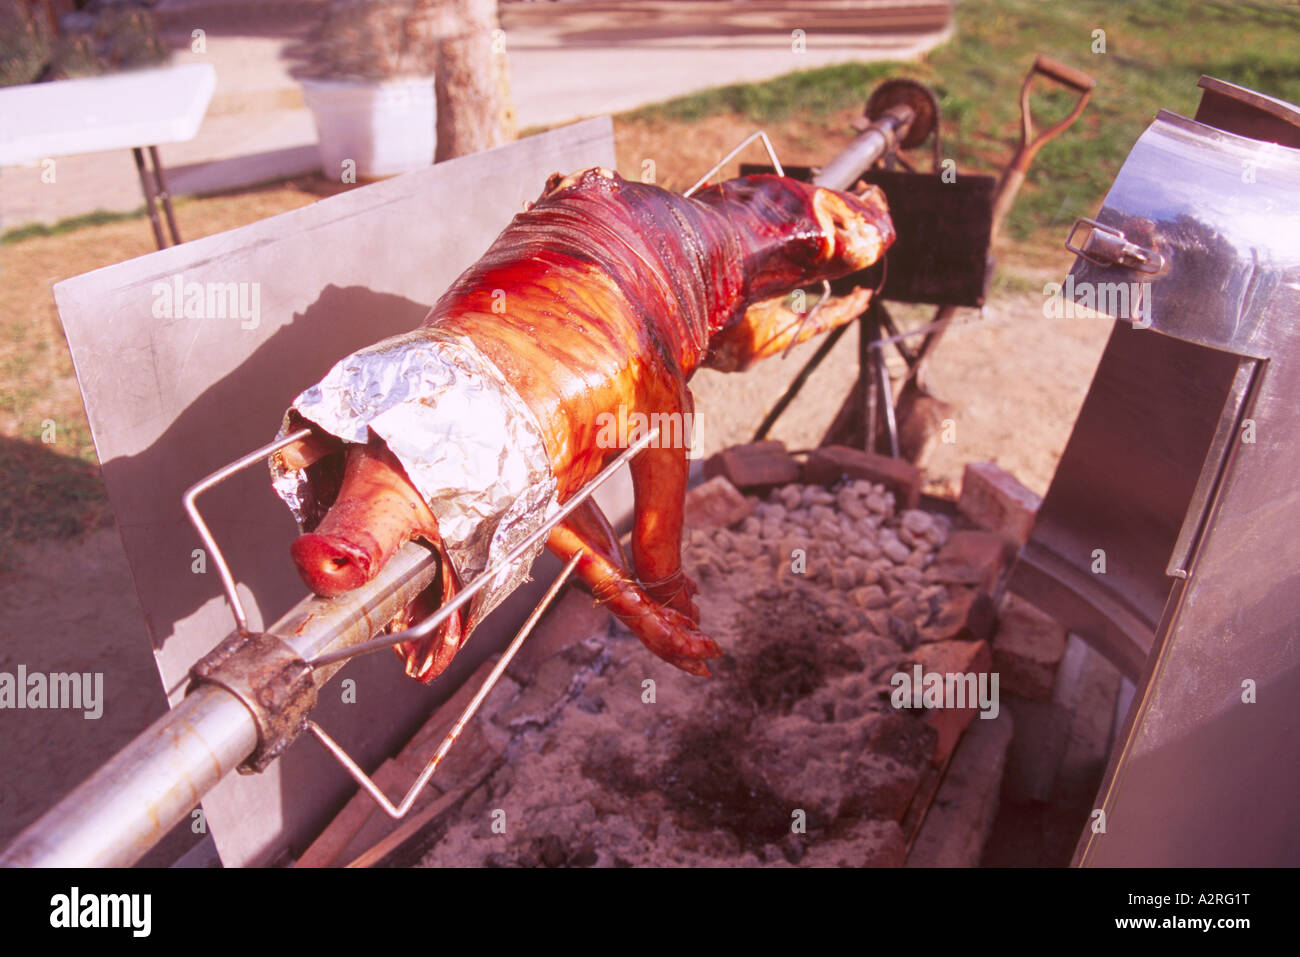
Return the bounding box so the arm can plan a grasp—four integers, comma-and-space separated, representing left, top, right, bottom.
0, 542, 436, 868
1, 429, 660, 868
775, 106, 914, 362
682, 115, 912, 364
813, 103, 915, 191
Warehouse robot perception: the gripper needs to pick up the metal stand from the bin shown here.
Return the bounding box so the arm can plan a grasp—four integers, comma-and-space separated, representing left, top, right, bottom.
131, 144, 182, 250
753, 58, 1094, 460
859, 302, 901, 457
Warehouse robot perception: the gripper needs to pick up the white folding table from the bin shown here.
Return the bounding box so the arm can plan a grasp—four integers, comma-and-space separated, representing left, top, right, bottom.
0, 61, 216, 248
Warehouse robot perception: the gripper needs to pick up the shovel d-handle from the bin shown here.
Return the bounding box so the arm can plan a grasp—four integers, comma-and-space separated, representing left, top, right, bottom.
991, 54, 1097, 239
919, 55, 1094, 376
901, 56, 1094, 425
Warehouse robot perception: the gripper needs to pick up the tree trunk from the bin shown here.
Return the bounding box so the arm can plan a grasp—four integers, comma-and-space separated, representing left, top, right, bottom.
434, 0, 516, 161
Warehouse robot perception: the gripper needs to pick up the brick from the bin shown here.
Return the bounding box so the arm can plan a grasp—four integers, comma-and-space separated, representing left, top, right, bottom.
683, 474, 756, 529
920, 587, 996, 644
336, 715, 509, 868
802, 445, 922, 509
905, 709, 1014, 867
297, 779, 389, 868
395, 715, 507, 795
309, 652, 519, 867
867, 711, 939, 769
992, 594, 1068, 700
703, 440, 799, 491
908, 639, 994, 765
925, 530, 1010, 592
399, 654, 504, 762
957, 461, 1041, 546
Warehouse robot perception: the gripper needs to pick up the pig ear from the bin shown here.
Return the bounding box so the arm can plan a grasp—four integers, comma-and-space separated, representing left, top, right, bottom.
276, 430, 337, 471
812, 187, 888, 273
854, 183, 889, 208
285, 428, 348, 533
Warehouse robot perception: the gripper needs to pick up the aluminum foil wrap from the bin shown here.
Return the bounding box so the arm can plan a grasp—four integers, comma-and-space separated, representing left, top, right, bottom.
270, 327, 559, 629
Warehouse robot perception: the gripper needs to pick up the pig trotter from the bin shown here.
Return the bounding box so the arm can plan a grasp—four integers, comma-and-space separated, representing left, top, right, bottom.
641, 569, 700, 625
549, 501, 722, 676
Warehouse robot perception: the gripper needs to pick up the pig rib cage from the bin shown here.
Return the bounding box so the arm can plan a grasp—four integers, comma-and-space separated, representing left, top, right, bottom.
0, 428, 661, 868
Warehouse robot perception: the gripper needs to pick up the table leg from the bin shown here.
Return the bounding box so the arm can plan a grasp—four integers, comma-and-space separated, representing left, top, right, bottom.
875, 330, 901, 458
148, 145, 183, 246
132, 146, 167, 250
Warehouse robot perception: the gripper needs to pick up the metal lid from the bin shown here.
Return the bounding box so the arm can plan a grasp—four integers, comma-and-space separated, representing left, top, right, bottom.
1195, 76, 1300, 148
1063, 101, 1300, 359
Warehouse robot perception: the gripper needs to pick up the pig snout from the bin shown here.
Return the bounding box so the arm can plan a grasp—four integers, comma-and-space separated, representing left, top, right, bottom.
290, 436, 439, 598
291, 531, 376, 596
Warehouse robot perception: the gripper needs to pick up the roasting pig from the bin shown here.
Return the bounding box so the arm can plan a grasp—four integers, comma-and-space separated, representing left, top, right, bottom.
271, 167, 894, 682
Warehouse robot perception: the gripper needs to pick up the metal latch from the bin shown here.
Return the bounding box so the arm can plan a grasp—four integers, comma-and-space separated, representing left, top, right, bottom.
1066, 218, 1164, 273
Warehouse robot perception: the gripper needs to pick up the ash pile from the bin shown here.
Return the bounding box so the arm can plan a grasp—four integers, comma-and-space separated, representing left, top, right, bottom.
301, 442, 1115, 868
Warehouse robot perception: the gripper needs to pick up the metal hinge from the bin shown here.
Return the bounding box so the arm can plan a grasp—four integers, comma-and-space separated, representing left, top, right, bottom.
1066, 218, 1164, 273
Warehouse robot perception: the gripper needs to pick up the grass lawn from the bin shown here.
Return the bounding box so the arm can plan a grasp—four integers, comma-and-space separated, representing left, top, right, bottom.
2, 0, 1298, 565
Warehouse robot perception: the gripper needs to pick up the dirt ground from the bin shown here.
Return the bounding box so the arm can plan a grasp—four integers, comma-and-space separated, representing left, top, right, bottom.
0, 117, 1111, 861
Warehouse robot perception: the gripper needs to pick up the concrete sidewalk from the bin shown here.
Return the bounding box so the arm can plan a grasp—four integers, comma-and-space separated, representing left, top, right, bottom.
1, 1, 950, 230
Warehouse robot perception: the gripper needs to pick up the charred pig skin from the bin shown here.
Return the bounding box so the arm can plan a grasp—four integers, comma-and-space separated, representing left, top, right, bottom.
285, 167, 894, 681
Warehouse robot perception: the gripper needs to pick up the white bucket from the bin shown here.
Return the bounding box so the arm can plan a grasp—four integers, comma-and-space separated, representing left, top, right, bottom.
301, 76, 437, 179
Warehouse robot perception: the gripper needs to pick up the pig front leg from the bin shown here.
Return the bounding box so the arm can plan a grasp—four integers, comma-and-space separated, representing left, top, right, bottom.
624, 382, 707, 629
547, 499, 721, 677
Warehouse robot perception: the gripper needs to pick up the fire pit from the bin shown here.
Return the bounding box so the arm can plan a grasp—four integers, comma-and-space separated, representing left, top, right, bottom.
417, 476, 950, 867
298, 444, 1048, 868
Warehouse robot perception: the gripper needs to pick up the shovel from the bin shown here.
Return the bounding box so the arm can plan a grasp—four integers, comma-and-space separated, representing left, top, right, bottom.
893, 55, 1095, 459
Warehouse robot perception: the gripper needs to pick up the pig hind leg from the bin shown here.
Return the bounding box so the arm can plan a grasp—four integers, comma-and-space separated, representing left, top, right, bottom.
547, 499, 721, 677
627, 392, 700, 623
